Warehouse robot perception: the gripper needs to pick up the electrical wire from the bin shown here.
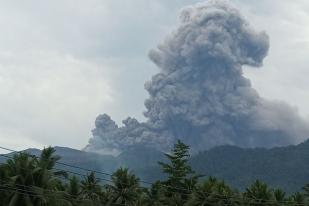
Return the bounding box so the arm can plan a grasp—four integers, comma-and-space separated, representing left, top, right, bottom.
0, 145, 307, 205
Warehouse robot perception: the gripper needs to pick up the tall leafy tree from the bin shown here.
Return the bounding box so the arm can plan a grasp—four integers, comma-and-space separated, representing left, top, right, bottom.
157, 140, 200, 205
4, 142, 309, 205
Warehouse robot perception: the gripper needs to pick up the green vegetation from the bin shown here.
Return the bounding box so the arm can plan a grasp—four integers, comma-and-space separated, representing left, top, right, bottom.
1, 142, 309, 205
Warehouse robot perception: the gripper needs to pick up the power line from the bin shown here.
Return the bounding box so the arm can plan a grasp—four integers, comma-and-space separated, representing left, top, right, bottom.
0, 146, 199, 187
0, 153, 114, 185
0, 181, 304, 206
0, 178, 130, 206
0, 146, 304, 205
0, 184, 88, 204
0, 185, 128, 206
0, 145, 307, 205
0, 151, 202, 194
0, 145, 190, 178
0, 146, 114, 177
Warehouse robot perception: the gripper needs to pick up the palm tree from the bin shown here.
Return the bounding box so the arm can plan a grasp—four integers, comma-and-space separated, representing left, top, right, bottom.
66, 176, 81, 197
37, 147, 67, 178
65, 176, 81, 206
303, 184, 309, 200
0, 148, 70, 206
37, 147, 69, 200
147, 181, 167, 206
4, 152, 45, 206
107, 167, 142, 206
243, 180, 273, 206
80, 172, 102, 205
290, 192, 306, 205
0, 163, 10, 205
273, 188, 286, 205
34, 147, 70, 206
186, 177, 238, 206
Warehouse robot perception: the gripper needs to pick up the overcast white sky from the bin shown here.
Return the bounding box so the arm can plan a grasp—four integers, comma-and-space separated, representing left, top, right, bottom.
0, 0, 308, 151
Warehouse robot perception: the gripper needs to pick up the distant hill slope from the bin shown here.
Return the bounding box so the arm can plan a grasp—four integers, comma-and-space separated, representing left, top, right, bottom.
190, 140, 309, 193
2, 141, 309, 192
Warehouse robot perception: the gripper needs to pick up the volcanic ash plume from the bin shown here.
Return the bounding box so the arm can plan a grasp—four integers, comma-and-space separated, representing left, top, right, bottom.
84, 1, 309, 155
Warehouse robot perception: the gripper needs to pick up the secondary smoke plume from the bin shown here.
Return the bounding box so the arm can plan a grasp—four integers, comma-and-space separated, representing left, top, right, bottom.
84, 1, 309, 155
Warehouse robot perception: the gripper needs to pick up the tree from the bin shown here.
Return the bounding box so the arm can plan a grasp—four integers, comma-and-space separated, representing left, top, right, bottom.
34, 147, 69, 205
290, 192, 306, 206
147, 181, 166, 206
107, 167, 143, 206
186, 177, 239, 206
0, 148, 69, 206
2, 153, 40, 206
243, 180, 273, 206
65, 176, 81, 206
273, 188, 286, 205
37, 147, 67, 178
303, 184, 309, 199
157, 140, 200, 205
80, 172, 102, 205
1, 149, 67, 206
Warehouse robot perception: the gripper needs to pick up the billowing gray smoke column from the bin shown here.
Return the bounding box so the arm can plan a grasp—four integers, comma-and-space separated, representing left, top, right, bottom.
84, 1, 309, 155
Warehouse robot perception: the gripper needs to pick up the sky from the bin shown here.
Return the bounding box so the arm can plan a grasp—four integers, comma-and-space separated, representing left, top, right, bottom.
0, 0, 308, 151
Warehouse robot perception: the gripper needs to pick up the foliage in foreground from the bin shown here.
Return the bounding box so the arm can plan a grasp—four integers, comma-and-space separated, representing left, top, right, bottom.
1, 141, 309, 205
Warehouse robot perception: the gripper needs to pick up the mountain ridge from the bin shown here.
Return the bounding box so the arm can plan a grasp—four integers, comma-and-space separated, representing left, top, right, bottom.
2, 140, 309, 192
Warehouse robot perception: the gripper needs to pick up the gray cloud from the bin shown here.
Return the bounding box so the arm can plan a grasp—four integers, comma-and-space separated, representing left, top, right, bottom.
85, 1, 309, 155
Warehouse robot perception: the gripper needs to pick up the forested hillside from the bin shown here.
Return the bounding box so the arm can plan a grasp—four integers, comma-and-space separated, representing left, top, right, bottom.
3, 140, 309, 193
1, 141, 309, 205
191, 140, 309, 193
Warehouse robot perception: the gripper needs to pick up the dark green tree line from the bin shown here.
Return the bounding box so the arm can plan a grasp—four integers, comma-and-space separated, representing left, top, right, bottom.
0, 141, 309, 205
